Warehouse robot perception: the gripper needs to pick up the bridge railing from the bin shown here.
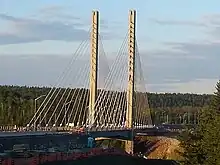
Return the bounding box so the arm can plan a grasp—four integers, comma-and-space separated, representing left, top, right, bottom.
0, 125, 155, 132
0, 125, 188, 134
0, 125, 132, 133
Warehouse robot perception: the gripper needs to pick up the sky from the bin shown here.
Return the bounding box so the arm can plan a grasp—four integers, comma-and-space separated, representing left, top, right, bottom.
0, 0, 220, 94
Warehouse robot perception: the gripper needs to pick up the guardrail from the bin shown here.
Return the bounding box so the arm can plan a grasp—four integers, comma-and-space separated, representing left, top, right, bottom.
0, 125, 188, 134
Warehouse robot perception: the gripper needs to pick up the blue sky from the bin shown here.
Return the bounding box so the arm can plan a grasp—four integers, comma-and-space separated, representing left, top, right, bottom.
0, 0, 220, 94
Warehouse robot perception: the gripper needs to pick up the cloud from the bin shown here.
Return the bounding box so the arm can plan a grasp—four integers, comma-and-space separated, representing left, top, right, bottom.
0, 3, 124, 45
143, 41, 220, 86
0, 12, 219, 93
38, 5, 110, 31
0, 48, 219, 94
150, 18, 207, 27
141, 14, 220, 91
37, 6, 120, 37
37, 5, 81, 21
149, 14, 220, 45
0, 54, 110, 88
39, 5, 65, 14
150, 14, 220, 28
0, 13, 91, 45
148, 79, 218, 94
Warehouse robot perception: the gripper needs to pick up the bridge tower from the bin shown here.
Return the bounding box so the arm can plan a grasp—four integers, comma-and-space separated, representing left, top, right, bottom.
89, 11, 99, 126
125, 10, 136, 154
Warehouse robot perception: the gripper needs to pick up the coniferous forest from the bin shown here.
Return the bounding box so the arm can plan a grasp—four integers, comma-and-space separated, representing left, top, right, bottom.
0, 85, 212, 126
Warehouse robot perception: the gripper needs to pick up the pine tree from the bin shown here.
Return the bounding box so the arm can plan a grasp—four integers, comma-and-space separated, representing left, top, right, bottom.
211, 80, 220, 112
179, 80, 220, 165
178, 116, 207, 165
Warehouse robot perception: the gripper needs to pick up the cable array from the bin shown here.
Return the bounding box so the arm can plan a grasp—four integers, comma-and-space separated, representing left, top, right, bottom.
27, 27, 152, 131
133, 40, 152, 128
27, 29, 112, 130
28, 29, 91, 128
98, 34, 110, 89
89, 33, 129, 130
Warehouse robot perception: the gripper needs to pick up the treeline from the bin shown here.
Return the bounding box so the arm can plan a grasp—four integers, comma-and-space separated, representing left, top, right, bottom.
0, 85, 213, 126
148, 93, 212, 108
0, 85, 213, 108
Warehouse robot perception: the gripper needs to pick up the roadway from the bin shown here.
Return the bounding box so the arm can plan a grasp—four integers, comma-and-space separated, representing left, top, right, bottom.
0, 124, 195, 150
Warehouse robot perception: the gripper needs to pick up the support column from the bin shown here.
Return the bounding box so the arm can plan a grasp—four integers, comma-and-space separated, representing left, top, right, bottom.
89, 11, 99, 126
125, 10, 136, 154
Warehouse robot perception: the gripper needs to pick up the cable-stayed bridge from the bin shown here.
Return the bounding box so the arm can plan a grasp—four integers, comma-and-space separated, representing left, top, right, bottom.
28, 10, 151, 130
26, 10, 152, 153
0, 10, 189, 154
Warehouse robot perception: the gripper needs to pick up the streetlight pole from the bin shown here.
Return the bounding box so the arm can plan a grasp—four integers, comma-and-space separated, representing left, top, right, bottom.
1, 103, 3, 123
161, 111, 166, 124
64, 101, 73, 127
183, 113, 187, 125
153, 110, 159, 126
34, 95, 46, 131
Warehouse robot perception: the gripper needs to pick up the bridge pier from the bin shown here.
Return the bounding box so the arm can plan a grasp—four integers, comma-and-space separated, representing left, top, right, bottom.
125, 9, 136, 154
89, 10, 99, 126
125, 140, 134, 154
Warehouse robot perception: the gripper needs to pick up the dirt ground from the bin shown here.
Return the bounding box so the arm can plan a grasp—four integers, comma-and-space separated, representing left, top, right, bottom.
146, 137, 183, 161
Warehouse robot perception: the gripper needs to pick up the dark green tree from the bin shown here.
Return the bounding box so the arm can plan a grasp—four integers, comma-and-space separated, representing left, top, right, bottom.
211, 80, 220, 112
179, 80, 220, 165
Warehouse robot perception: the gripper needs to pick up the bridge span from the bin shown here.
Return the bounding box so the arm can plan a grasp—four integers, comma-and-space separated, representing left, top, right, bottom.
0, 9, 197, 154
0, 125, 187, 151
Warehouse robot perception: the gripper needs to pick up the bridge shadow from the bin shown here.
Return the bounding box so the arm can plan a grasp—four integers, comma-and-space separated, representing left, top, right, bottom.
95, 136, 159, 157
134, 137, 159, 156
